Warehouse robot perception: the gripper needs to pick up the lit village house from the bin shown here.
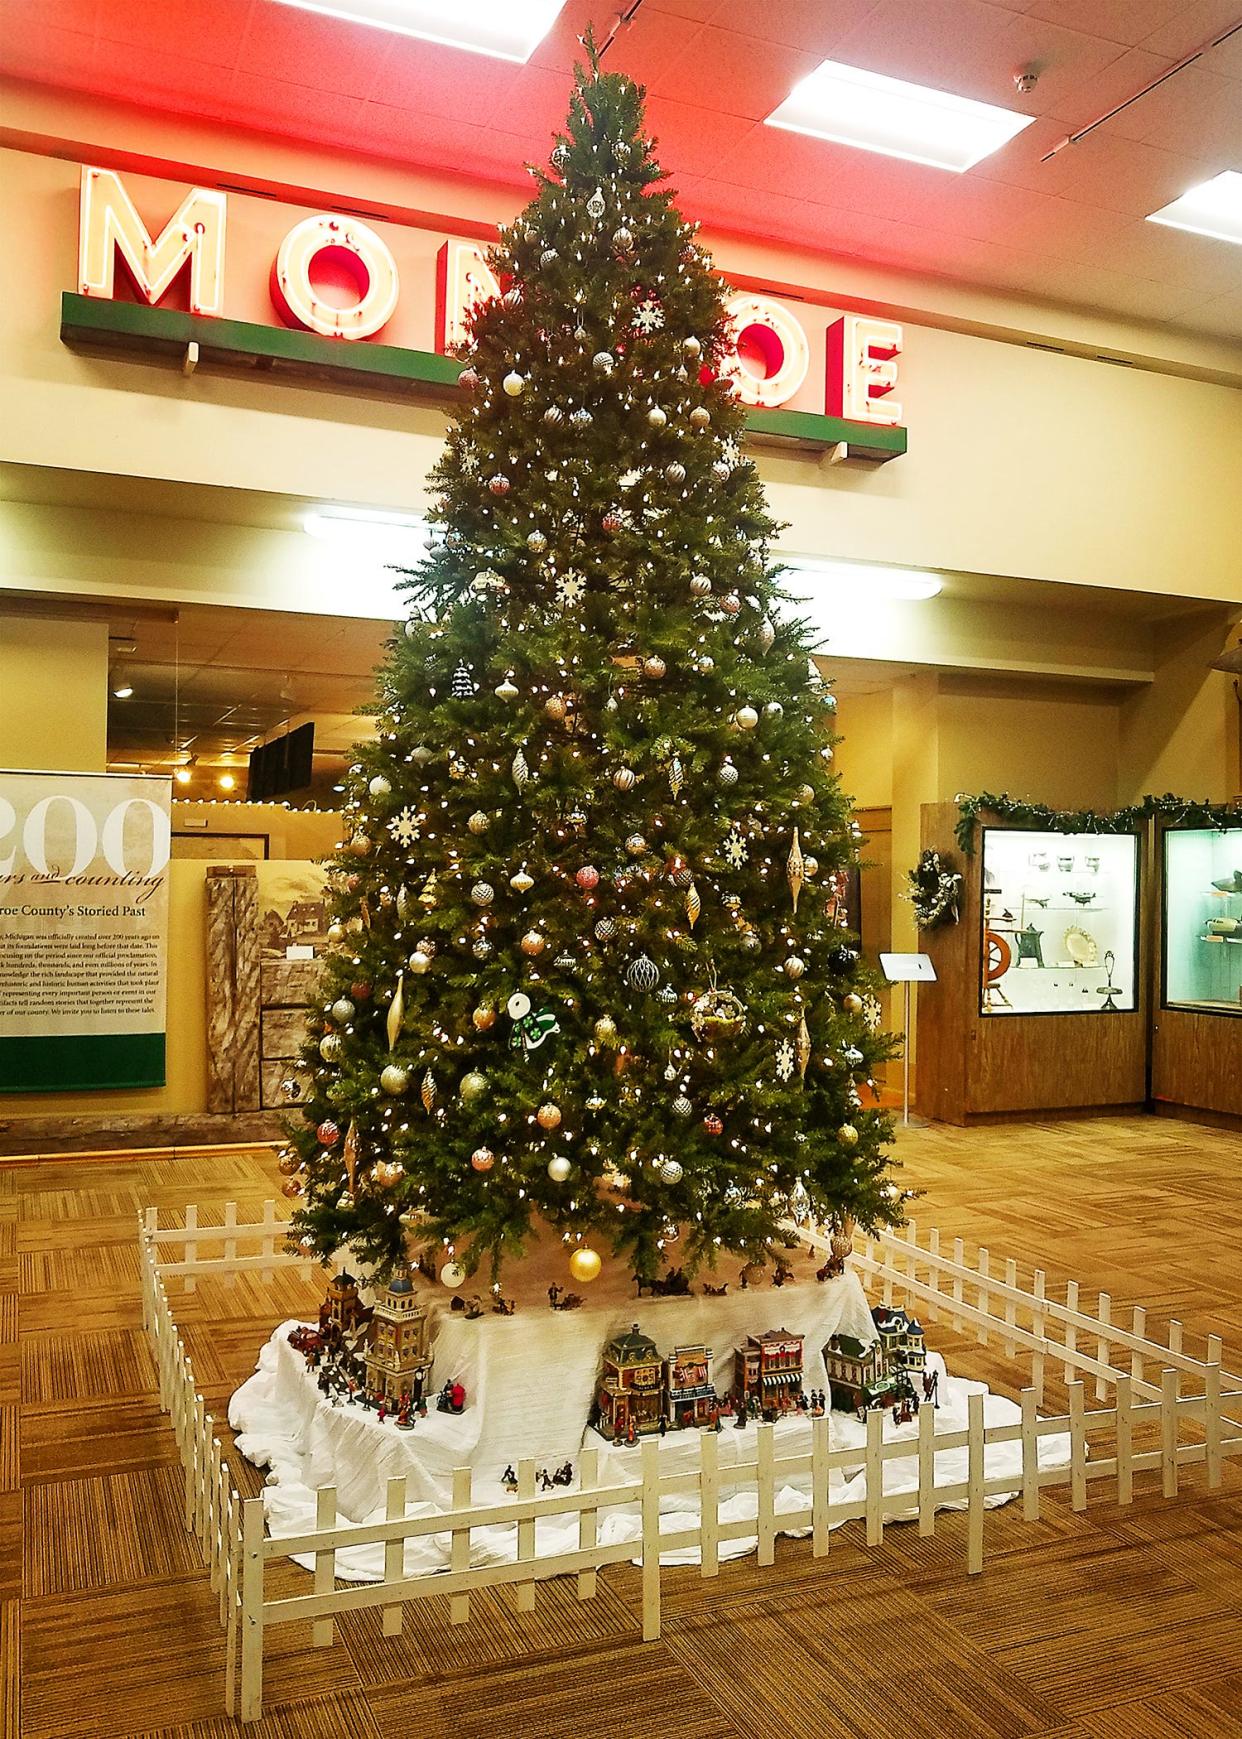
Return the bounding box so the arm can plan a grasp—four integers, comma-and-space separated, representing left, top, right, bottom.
734, 1329, 805, 1414
303, 1265, 431, 1405
824, 1305, 927, 1412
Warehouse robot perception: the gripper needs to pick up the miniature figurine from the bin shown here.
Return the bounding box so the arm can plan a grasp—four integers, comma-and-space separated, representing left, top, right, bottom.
501, 1465, 517, 1491
436, 1379, 466, 1415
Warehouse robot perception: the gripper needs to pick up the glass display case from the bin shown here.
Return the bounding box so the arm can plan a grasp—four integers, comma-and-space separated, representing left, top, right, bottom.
1163, 826, 1242, 1015
979, 827, 1139, 1016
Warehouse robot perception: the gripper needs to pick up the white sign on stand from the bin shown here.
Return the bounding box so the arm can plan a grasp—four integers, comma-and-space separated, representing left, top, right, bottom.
880, 953, 936, 1125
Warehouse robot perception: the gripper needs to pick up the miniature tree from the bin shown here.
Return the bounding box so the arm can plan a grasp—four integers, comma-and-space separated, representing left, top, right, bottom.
284, 41, 900, 1287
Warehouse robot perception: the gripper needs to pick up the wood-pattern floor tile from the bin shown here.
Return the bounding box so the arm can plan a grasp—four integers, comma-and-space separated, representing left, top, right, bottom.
19, 1239, 139, 1301
0, 1493, 20, 1603
23, 1469, 202, 1596
0, 1404, 16, 1493
20, 1329, 153, 1407
1, 1599, 17, 1739
132, 1693, 386, 1739
20, 1397, 179, 1484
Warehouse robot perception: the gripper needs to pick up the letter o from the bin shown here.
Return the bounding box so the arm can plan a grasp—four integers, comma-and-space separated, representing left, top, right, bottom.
101, 798, 171, 878
271, 214, 400, 341
23, 796, 97, 878
719, 293, 810, 409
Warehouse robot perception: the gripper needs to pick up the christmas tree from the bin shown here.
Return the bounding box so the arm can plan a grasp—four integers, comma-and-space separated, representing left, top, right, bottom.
284, 42, 901, 1288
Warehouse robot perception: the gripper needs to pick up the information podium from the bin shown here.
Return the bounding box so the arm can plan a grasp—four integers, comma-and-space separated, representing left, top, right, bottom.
880, 952, 936, 1127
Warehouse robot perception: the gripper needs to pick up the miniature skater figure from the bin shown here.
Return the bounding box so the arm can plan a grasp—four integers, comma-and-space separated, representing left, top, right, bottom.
548, 1283, 561, 1309
397, 1397, 416, 1431
539, 1467, 554, 1492
658, 1416, 668, 1437
377, 1400, 387, 1424
626, 1417, 637, 1447
437, 1379, 466, 1414
501, 1465, 517, 1492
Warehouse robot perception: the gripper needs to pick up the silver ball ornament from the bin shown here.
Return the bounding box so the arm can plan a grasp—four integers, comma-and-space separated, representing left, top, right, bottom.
659, 1158, 684, 1184
547, 1155, 573, 1183
330, 997, 356, 1025
502, 371, 526, 397
380, 1063, 410, 1095
368, 775, 391, 800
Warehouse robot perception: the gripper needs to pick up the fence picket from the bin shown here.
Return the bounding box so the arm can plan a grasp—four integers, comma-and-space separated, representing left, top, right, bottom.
700, 1429, 720, 1577
1161, 1369, 1178, 1497
865, 1409, 884, 1547
1004, 1258, 1017, 1357
1095, 1292, 1111, 1400
756, 1423, 776, 1568
811, 1415, 829, 1557
1115, 1375, 1133, 1506
239, 1498, 265, 1724
1205, 1364, 1222, 1489
382, 1476, 406, 1636
967, 1392, 985, 1574
578, 1448, 599, 1599
1131, 1306, 1146, 1387
928, 1227, 941, 1321
641, 1438, 661, 1642
1069, 1382, 1087, 1511
515, 1460, 536, 1613
223, 1199, 238, 1290
259, 1199, 277, 1281
1063, 1280, 1078, 1387
977, 1247, 990, 1345
918, 1400, 936, 1537
951, 1238, 965, 1331
1016, 1389, 1038, 1522
1031, 1270, 1046, 1406
312, 1487, 337, 1647
450, 1466, 472, 1626
184, 1203, 199, 1295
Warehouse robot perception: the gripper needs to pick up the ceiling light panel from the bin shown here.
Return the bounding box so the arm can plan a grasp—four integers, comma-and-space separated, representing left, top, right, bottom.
766, 59, 1035, 173
271, 0, 565, 61
1147, 172, 1242, 248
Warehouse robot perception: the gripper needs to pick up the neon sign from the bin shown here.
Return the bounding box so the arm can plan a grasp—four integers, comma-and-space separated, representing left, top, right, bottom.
74, 168, 906, 426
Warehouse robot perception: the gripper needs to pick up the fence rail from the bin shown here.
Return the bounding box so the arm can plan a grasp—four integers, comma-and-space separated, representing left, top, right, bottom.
139, 1205, 1242, 1725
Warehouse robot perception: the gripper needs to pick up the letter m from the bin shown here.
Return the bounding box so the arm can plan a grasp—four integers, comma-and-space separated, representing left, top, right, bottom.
78, 165, 226, 316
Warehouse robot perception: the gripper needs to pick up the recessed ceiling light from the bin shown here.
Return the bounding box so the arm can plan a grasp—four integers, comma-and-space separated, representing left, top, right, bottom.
271, 0, 565, 61
1147, 171, 1242, 247
766, 59, 1034, 172
776, 556, 943, 604
218, 771, 236, 792
305, 506, 433, 569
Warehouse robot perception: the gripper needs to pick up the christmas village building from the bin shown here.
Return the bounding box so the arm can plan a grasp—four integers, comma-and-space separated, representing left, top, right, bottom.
362, 1265, 431, 1405
824, 1306, 926, 1412
597, 1325, 665, 1441
734, 1330, 805, 1414
664, 1344, 717, 1429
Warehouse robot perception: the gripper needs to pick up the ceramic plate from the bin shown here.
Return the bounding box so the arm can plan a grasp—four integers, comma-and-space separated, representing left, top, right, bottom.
1064, 925, 1098, 966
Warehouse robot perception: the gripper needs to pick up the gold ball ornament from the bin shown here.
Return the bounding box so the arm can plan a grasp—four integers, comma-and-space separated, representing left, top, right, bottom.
277, 1147, 301, 1176
520, 928, 546, 956
545, 693, 569, 721
349, 832, 372, 857
460, 1070, 488, 1103
536, 1102, 562, 1130
468, 810, 489, 834
734, 706, 759, 731
594, 1015, 618, 1046
470, 1146, 495, 1172
569, 1247, 602, 1283
613, 766, 637, 792
784, 955, 806, 980
843, 992, 864, 1015
838, 1123, 860, 1148
547, 1155, 572, 1183
472, 1005, 497, 1032
643, 655, 667, 680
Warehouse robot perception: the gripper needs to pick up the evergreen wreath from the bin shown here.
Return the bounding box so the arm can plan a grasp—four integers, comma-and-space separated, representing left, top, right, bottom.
905, 849, 962, 929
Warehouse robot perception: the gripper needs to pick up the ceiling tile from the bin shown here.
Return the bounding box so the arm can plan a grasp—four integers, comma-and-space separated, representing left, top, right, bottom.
650, 24, 823, 120
708, 0, 883, 56
96, 0, 253, 69
368, 38, 518, 117
1107, 65, 1242, 156
234, 3, 395, 98
1041, 43, 1175, 123
644, 97, 756, 178
1025, 0, 1195, 47
228, 71, 370, 144
1140, 0, 1242, 56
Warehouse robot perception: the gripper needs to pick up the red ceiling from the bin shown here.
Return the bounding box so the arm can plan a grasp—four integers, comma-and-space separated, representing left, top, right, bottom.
5, 0, 1242, 336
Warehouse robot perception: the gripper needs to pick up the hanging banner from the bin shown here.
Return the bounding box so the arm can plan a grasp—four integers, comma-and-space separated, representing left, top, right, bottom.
0, 771, 172, 1092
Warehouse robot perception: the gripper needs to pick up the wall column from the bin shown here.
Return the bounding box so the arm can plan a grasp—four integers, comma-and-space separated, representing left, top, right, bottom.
0, 614, 108, 772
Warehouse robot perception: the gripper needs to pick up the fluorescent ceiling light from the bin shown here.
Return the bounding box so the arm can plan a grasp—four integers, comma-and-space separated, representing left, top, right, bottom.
305, 506, 433, 568
1146, 171, 1242, 247
766, 59, 1034, 172
776, 556, 943, 605
271, 0, 564, 61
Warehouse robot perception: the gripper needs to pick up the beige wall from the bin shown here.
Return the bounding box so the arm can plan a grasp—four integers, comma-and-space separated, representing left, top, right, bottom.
937, 679, 1122, 812
2, 135, 1241, 607
0, 613, 107, 772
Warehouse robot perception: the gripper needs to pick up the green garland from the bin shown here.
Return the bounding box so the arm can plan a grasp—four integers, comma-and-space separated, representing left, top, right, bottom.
956, 791, 1241, 856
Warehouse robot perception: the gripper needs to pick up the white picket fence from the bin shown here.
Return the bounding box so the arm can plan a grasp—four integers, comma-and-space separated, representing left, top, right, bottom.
138, 1205, 1242, 1725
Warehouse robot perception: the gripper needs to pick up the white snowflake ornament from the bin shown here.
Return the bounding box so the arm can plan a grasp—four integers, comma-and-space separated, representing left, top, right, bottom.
775, 1039, 795, 1082
555, 571, 587, 611
387, 809, 421, 848
721, 827, 748, 868
634, 297, 664, 333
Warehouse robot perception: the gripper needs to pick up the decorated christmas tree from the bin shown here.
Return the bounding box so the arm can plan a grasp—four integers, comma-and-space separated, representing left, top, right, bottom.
283, 42, 901, 1289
